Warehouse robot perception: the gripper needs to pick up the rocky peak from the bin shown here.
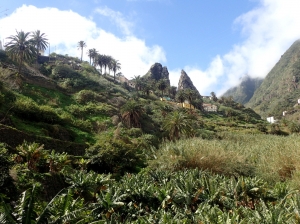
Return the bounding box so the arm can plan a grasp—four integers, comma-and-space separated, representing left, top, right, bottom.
178, 69, 201, 96
145, 63, 170, 85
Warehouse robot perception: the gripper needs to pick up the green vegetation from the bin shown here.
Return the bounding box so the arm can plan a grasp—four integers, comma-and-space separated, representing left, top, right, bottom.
2, 32, 300, 222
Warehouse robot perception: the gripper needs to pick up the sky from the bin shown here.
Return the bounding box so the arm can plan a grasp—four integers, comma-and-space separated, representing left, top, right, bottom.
1, 0, 300, 96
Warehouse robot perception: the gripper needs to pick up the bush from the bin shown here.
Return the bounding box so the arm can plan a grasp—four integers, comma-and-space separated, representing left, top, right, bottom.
74, 90, 104, 104
87, 138, 145, 176
51, 65, 81, 79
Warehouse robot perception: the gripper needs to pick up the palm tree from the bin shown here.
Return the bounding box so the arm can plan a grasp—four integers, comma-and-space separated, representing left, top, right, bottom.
77, 40, 87, 62
121, 100, 144, 128
87, 48, 98, 65
185, 89, 196, 109
90, 48, 98, 66
103, 55, 112, 75
30, 30, 48, 64
157, 79, 168, 97
162, 110, 193, 140
169, 86, 177, 99
132, 75, 143, 93
5, 30, 36, 74
95, 53, 104, 74
111, 59, 121, 82
175, 90, 186, 107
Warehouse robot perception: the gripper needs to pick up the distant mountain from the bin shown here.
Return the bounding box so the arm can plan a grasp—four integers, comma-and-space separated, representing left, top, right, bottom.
246, 39, 300, 118
222, 75, 263, 105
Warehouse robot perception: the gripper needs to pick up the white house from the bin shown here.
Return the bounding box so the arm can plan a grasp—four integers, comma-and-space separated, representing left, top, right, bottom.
267, 116, 276, 123
203, 103, 218, 112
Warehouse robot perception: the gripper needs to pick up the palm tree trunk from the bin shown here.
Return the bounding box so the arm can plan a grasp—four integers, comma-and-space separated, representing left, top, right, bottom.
81, 47, 83, 62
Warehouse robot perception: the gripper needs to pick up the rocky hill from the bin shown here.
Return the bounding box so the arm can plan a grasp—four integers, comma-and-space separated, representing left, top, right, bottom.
143, 63, 170, 85
246, 39, 300, 118
178, 69, 202, 98
222, 75, 263, 105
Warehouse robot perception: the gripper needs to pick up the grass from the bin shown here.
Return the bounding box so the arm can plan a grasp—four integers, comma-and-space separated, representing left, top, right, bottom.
150, 132, 300, 187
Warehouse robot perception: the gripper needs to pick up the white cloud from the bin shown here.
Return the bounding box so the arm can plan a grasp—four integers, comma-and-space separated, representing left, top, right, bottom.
169, 0, 300, 96
94, 6, 133, 36
0, 4, 166, 79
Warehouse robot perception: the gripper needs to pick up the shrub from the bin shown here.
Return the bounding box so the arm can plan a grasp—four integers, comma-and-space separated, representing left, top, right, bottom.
74, 90, 104, 104
87, 138, 145, 175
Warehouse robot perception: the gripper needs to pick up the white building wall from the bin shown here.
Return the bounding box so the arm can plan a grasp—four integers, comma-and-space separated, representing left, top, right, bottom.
267, 116, 275, 123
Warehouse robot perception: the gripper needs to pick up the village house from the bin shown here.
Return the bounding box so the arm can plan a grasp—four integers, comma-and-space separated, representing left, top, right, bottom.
203, 103, 217, 112
267, 116, 276, 123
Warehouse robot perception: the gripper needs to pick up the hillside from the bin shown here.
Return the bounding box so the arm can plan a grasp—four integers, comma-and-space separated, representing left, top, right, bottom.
6, 48, 300, 222
246, 40, 300, 118
222, 75, 263, 105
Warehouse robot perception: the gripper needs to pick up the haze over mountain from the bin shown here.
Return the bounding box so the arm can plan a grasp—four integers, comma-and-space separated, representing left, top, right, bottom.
222, 75, 263, 105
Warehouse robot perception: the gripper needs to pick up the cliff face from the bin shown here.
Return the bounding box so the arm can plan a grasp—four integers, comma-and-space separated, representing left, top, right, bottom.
178, 69, 201, 97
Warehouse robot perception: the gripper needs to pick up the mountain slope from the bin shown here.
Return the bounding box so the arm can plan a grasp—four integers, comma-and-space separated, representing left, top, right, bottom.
246, 40, 300, 118
222, 75, 263, 105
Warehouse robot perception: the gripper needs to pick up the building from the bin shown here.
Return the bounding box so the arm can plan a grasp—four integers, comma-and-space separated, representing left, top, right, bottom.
0, 40, 3, 50
267, 116, 276, 123
203, 103, 218, 112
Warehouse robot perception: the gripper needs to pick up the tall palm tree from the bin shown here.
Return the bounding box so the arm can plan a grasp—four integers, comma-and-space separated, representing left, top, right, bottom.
30, 30, 48, 64
95, 54, 104, 74
175, 90, 186, 107
77, 41, 86, 62
132, 75, 142, 93
5, 30, 36, 74
185, 89, 196, 109
103, 55, 112, 75
157, 79, 168, 97
163, 110, 193, 140
169, 86, 177, 99
87, 49, 94, 65
87, 48, 98, 66
111, 59, 121, 82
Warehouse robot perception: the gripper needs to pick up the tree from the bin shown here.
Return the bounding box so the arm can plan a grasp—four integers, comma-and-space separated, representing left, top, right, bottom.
77, 41, 86, 62
87, 48, 98, 66
111, 59, 121, 82
132, 75, 143, 93
185, 89, 196, 109
30, 30, 48, 64
157, 79, 168, 97
95, 54, 104, 74
5, 30, 36, 74
169, 86, 177, 99
102, 55, 112, 75
162, 110, 193, 140
121, 100, 144, 128
176, 90, 186, 107
210, 91, 218, 102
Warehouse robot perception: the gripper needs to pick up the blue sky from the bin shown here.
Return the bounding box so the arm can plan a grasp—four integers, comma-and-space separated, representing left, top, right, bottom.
1, 0, 300, 95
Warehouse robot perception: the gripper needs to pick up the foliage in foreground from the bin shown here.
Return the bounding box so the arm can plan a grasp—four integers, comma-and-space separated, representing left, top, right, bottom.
1, 169, 300, 223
